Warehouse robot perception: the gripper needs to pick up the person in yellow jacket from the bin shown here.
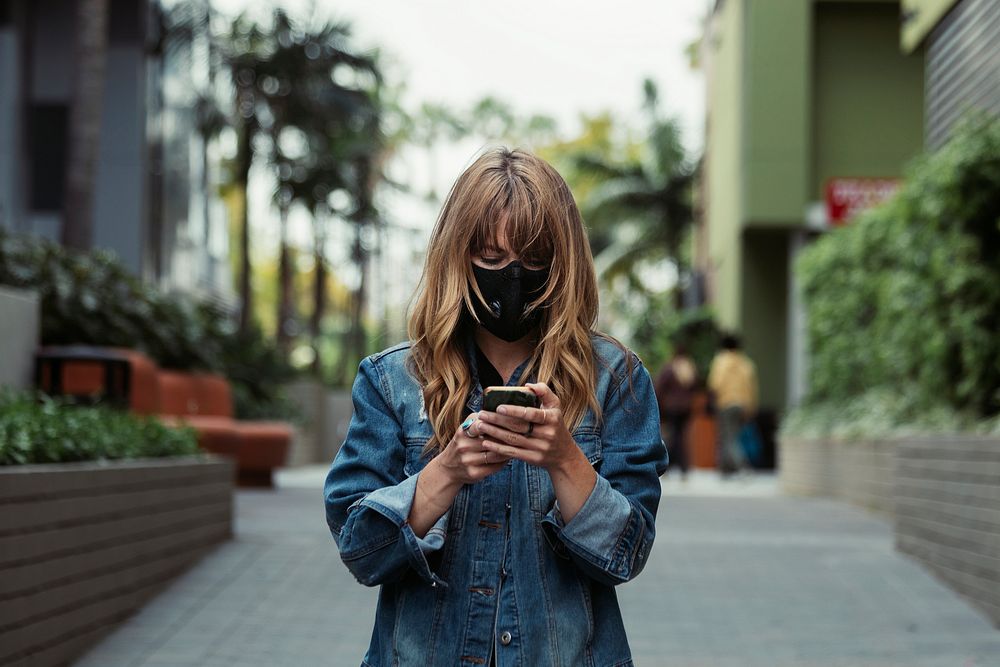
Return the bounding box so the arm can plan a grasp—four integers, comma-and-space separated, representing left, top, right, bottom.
707, 333, 758, 477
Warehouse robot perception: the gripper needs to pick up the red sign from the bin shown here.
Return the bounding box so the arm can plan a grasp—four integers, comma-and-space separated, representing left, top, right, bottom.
825, 178, 901, 225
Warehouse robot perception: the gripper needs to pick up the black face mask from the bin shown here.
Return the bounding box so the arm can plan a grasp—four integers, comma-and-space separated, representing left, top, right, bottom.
471, 261, 549, 342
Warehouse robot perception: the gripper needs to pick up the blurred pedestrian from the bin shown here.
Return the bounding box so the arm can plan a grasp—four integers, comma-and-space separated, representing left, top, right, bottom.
655, 342, 697, 481
707, 333, 758, 477
324, 147, 668, 666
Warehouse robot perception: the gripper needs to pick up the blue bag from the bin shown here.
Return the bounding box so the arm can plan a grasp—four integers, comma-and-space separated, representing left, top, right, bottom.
739, 422, 763, 466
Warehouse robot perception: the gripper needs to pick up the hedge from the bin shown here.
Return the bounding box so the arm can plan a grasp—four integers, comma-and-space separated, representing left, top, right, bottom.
789, 113, 1000, 435
0, 391, 200, 465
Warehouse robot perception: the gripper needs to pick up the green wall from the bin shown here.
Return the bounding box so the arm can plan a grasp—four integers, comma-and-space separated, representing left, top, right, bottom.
743, 0, 812, 226
812, 2, 926, 199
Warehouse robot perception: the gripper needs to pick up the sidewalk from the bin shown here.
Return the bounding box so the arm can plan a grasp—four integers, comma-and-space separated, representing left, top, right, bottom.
73, 468, 1000, 667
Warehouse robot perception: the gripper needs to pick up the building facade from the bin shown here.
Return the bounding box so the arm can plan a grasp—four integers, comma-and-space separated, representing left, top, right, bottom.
697, 0, 926, 415
0, 0, 232, 300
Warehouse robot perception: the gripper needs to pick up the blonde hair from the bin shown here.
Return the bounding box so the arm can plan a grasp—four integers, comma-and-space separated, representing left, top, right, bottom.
408, 147, 603, 454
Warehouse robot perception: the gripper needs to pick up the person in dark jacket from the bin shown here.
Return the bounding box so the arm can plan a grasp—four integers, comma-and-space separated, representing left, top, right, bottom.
654, 343, 697, 481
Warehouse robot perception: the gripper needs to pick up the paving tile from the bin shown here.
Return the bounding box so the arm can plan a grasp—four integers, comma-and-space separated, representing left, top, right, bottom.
71, 468, 1000, 667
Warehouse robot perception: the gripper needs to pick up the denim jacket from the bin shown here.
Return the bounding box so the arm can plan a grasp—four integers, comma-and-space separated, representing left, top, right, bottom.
324, 334, 668, 667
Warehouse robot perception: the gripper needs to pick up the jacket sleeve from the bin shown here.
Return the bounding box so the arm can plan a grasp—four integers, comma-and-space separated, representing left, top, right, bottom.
323, 356, 450, 589
541, 353, 668, 586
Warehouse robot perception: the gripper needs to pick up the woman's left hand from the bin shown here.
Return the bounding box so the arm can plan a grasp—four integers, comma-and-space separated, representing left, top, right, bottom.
476, 382, 582, 471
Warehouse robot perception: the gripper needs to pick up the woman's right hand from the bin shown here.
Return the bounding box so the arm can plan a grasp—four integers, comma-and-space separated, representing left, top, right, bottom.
436, 413, 511, 485
409, 415, 510, 537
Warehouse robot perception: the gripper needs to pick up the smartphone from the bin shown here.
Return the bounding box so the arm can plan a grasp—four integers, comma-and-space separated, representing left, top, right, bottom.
482, 386, 540, 412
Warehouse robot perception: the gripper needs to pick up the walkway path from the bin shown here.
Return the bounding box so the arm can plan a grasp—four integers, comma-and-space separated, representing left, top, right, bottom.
73, 469, 1000, 667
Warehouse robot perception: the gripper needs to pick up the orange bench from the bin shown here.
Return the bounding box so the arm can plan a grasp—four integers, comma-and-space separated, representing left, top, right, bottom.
156, 370, 292, 486
36, 346, 291, 487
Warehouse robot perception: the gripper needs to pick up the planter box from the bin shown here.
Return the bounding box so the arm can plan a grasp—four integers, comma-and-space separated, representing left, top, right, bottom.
778, 436, 896, 515
894, 436, 1000, 627
779, 433, 1000, 627
0, 456, 234, 667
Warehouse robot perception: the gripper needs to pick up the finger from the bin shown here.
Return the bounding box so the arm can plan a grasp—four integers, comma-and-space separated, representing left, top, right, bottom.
459, 413, 484, 439
476, 421, 541, 450
496, 404, 551, 425
483, 439, 542, 466
477, 410, 532, 434
462, 451, 510, 467
524, 382, 561, 410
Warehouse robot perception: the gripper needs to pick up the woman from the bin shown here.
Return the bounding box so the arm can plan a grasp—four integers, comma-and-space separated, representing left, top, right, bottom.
324, 147, 668, 667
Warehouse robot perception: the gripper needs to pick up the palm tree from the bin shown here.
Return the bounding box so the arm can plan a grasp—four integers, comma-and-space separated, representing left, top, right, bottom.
220, 13, 271, 332
259, 10, 383, 363
62, 0, 109, 250
572, 79, 695, 301
193, 89, 228, 285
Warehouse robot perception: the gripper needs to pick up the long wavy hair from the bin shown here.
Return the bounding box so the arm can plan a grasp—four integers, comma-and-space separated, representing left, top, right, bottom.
408, 147, 606, 455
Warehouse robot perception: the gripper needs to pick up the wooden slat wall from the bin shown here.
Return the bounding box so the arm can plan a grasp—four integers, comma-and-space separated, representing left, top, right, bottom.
780, 434, 1000, 627
925, 0, 1000, 149
779, 437, 896, 515
0, 457, 234, 667
894, 437, 1000, 627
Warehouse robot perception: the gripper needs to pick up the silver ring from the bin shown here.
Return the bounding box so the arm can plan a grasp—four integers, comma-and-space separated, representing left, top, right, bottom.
483, 451, 489, 465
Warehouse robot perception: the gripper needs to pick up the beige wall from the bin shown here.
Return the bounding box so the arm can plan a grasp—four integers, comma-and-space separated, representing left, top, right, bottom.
703, 0, 744, 329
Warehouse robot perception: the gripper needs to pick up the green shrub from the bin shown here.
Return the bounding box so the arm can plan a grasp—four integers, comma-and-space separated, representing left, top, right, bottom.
0, 229, 298, 420
0, 231, 218, 368
792, 112, 1000, 433
0, 391, 200, 465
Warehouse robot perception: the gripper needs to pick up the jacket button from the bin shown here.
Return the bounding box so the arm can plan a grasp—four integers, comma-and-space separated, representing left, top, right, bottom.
500, 631, 512, 646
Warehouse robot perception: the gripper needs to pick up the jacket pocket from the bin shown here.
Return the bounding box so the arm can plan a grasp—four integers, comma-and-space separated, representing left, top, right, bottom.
404, 437, 469, 535
576, 429, 603, 469
528, 430, 602, 515
403, 436, 432, 475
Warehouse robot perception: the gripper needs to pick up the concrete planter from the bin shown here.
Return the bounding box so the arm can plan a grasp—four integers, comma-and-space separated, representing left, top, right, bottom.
0, 456, 234, 667
894, 436, 1000, 627
778, 436, 897, 515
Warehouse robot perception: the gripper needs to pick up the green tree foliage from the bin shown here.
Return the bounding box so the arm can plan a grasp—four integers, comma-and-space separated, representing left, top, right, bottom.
538, 86, 702, 368
795, 113, 1000, 430
568, 79, 695, 293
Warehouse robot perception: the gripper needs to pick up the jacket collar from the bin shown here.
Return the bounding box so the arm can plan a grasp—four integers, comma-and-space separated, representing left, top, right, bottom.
462, 329, 535, 413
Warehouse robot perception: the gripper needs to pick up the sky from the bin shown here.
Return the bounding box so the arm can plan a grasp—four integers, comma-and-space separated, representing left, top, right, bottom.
209, 0, 711, 338
213, 0, 710, 152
